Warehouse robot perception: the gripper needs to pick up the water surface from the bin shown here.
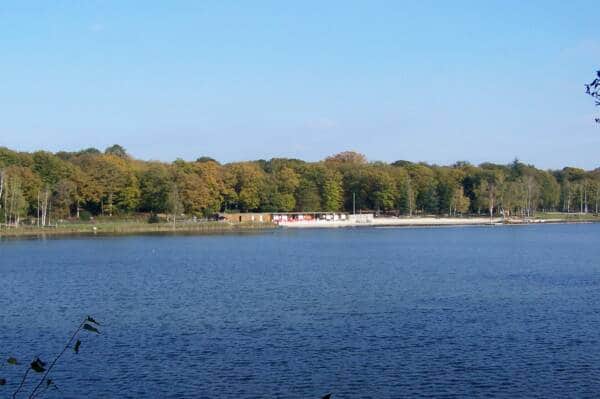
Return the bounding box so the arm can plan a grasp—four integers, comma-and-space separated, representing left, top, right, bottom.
1, 224, 600, 398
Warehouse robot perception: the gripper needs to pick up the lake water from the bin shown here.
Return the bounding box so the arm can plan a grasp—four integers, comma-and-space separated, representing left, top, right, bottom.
1, 224, 600, 398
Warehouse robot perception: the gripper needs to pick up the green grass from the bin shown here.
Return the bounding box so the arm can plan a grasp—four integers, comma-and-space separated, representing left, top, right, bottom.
534, 212, 600, 222
0, 220, 276, 238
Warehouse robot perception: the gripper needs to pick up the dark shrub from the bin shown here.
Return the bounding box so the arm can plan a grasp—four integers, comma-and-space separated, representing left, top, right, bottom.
79, 210, 92, 221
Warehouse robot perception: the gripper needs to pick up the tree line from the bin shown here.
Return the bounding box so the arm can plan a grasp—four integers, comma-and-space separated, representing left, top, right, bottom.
0, 145, 598, 226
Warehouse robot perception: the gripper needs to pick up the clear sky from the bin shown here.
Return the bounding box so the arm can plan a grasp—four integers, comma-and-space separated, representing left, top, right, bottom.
0, 1, 598, 169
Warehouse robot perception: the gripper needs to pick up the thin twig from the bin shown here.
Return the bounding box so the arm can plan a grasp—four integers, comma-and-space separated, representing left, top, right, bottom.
27, 319, 85, 399
12, 366, 31, 399
30, 379, 59, 399
30, 383, 48, 399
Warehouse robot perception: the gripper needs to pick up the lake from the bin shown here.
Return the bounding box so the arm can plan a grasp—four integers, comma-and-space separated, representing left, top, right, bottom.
1, 224, 600, 398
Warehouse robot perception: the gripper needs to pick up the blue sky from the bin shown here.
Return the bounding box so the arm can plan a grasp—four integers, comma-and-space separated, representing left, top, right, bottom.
0, 1, 598, 168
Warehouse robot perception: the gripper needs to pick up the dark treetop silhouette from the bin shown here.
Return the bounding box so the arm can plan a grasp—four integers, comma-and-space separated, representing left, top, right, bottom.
585, 70, 600, 123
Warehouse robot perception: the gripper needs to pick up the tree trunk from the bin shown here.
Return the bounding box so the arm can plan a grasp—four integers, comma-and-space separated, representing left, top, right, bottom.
488, 185, 494, 224
3, 180, 7, 226
0, 170, 4, 215
41, 189, 49, 227
108, 192, 113, 217
9, 181, 16, 227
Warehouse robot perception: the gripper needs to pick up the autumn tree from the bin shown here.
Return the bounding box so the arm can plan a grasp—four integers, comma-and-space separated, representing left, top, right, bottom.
324, 151, 367, 165
0, 144, 595, 223
105, 144, 129, 158
78, 154, 140, 216
223, 162, 265, 212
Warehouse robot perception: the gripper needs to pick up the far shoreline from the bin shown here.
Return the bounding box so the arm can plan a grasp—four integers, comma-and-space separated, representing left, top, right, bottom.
1, 216, 598, 239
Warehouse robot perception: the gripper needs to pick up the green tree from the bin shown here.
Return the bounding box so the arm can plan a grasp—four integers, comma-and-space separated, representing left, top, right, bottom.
262, 166, 300, 211
366, 166, 397, 212
406, 164, 438, 214
450, 186, 470, 216
139, 163, 172, 213
32, 151, 71, 187
538, 171, 560, 212
296, 178, 321, 211
317, 166, 343, 211
436, 168, 465, 215
390, 166, 414, 215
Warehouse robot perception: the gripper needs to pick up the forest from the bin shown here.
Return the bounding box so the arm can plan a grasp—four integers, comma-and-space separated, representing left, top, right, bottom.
0, 145, 599, 226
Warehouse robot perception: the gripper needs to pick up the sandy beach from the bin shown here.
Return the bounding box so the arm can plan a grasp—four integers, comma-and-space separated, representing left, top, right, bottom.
278, 216, 504, 228
279, 216, 568, 228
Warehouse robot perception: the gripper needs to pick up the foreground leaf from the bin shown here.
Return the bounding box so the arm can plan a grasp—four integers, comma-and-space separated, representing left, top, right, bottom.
83, 324, 100, 334
31, 358, 46, 373
7, 357, 18, 365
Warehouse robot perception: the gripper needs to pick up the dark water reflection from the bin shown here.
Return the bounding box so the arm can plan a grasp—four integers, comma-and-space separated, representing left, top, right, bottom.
1, 224, 600, 398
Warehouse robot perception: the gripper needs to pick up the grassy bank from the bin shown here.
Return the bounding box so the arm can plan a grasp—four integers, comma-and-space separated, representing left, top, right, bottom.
0, 221, 277, 238
534, 212, 600, 222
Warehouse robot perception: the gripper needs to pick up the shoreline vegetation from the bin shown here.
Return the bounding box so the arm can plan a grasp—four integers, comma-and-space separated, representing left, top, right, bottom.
1, 213, 598, 238
1, 145, 599, 238
0, 220, 276, 238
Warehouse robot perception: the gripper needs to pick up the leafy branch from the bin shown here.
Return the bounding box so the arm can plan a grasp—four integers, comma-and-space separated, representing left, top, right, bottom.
1, 316, 334, 398
1, 316, 101, 399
